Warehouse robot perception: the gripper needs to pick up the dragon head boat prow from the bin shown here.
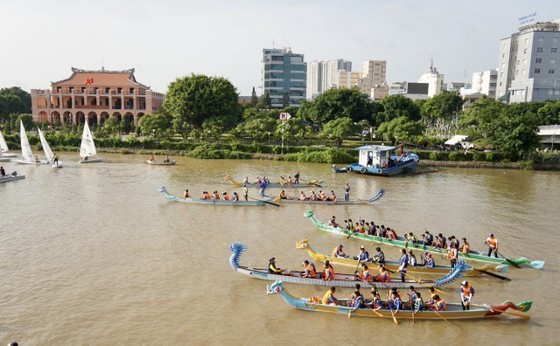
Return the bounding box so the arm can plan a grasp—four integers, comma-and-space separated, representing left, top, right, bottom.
229, 242, 247, 270
267, 280, 284, 295
296, 239, 309, 249
303, 210, 314, 218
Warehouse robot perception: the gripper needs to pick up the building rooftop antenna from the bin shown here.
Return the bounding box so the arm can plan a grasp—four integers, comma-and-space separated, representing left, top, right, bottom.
101, 57, 105, 71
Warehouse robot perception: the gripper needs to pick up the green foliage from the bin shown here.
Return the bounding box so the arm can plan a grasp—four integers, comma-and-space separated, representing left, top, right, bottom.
231, 112, 277, 141
102, 117, 122, 137
448, 151, 459, 161
139, 113, 172, 140
165, 74, 242, 130
429, 151, 444, 160
283, 147, 356, 163
485, 152, 494, 162
297, 88, 376, 125
251, 87, 258, 105
16, 114, 33, 130
459, 97, 506, 140
536, 101, 560, 125
377, 95, 421, 124
421, 91, 463, 121
0, 87, 31, 120
376, 116, 425, 145
319, 117, 358, 147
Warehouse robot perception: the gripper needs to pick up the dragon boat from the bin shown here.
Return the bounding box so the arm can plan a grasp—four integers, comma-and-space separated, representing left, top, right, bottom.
267, 280, 532, 320
229, 242, 466, 289
262, 188, 384, 205
295, 239, 509, 279
224, 175, 324, 189
157, 187, 272, 206
304, 210, 545, 269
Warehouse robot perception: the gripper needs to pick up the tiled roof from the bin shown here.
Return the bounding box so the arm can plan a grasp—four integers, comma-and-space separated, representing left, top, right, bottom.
51, 67, 150, 88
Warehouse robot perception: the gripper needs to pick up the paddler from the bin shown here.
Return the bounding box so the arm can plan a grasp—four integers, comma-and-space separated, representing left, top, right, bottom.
332, 244, 349, 258
300, 260, 317, 278
321, 286, 339, 305
460, 280, 475, 310
357, 263, 373, 282
268, 257, 283, 274
322, 261, 335, 281
484, 233, 499, 258
397, 248, 408, 282
461, 237, 471, 254
373, 247, 385, 265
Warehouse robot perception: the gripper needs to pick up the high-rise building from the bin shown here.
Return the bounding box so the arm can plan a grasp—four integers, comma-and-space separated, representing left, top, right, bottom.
337, 71, 361, 89
306, 59, 352, 99
358, 60, 387, 100
418, 62, 444, 98
496, 19, 560, 102
262, 48, 306, 107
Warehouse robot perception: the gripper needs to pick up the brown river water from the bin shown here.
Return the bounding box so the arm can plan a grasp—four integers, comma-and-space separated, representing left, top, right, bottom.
0, 153, 559, 345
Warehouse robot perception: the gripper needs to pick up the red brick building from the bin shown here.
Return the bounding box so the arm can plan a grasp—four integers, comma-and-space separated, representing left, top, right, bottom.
31, 67, 164, 126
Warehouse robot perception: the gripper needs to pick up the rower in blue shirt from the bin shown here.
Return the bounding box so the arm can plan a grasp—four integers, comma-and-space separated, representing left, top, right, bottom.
398, 248, 408, 283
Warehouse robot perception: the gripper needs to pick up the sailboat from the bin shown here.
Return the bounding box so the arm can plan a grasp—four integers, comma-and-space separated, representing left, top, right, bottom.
79, 122, 102, 163
0, 129, 18, 158
14, 121, 42, 165
38, 128, 62, 168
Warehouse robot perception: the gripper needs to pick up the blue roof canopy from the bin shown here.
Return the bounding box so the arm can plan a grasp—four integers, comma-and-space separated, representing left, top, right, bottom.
355, 145, 396, 151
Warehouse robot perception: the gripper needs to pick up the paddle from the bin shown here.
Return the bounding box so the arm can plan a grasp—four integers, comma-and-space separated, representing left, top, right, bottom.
390, 308, 399, 325
346, 229, 355, 239
412, 311, 415, 324
432, 309, 448, 322
473, 267, 511, 281
403, 272, 447, 296
496, 250, 522, 268
249, 196, 280, 207
489, 307, 530, 319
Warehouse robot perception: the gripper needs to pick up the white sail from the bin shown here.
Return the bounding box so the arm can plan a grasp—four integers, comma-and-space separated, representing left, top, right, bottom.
20, 121, 35, 162
38, 128, 54, 163
0, 130, 8, 152
79, 122, 97, 158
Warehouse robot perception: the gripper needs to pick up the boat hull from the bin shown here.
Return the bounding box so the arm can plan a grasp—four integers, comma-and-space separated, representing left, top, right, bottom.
158, 187, 267, 206
147, 160, 176, 165
0, 175, 25, 183
225, 175, 324, 188
79, 158, 103, 164
346, 157, 418, 176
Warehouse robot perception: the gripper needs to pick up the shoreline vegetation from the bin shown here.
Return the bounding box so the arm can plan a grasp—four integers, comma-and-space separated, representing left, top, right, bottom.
39, 141, 559, 171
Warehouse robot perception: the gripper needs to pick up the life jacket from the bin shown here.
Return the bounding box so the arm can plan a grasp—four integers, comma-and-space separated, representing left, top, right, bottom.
414, 297, 425, 311
378, 270, 390, 282
462, 244, 471, 254
356, 225, 364, 233
461, 284, 474, 298
425, 257, 435, 268
360, 268, 373, 282
375, 252, 385, 264
322, 266, 335, 280
204, 193, 211, 200
487, 237, 498, 248
447, 248, 457, 260
409, 255, 417, 266
213, 193, 220, 200
387, 230, 396, 239
305, 263, 316, 277
319, 193, 326, 201
330, 194, 336, 202
223, 194, 230, 201
434, 299, 447, 311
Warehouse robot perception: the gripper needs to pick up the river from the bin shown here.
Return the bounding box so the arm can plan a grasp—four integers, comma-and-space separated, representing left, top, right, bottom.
0, 153, 558, 344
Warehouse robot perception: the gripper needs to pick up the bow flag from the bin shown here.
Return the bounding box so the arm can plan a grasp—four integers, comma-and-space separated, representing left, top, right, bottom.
279, 112, 291, 121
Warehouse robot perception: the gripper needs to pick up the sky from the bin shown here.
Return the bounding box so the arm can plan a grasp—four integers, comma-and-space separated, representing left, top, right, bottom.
1, 0, 559, 96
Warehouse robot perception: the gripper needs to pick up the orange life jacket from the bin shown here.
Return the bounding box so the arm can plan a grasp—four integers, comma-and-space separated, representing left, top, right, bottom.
305, 263, 316, 277
223, 194, 230, 201
360, 268, 373, 282
462, 244, 471, 254
487, 238, 497, 248
377, 270, 390, 282
434, 299, 447, 311
461, 284, 474, 298
323, 266, 335, 280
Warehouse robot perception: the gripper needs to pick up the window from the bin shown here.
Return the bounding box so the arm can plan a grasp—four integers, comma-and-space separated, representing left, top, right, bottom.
523, 59, 527, 64
502, 53, 505, 58
535, 68, 541, 74
552, 48, 558, 53
524, 48, 527, 54
129, 88, 134, 94
522, 69, 526, 75
525, 38, 529, 44
549, 69, 555, 74
105, 87, 110, 93
537, 47, 543, 53
500, 72, 504, 77
536, 58, 542, 63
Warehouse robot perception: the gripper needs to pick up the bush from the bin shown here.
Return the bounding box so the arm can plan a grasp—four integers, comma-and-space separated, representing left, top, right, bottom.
471, 151, 483, 161
429, 151, 444, 161
448, 151, 459, 161
485, 152, 494, 162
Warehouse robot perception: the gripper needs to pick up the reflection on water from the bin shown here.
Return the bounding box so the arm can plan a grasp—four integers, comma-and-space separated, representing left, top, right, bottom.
0, 153, 558, 344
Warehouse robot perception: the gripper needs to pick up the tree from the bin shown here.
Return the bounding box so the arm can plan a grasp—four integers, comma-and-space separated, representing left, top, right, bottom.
274, 117, 310, 144
138, 113, 172, 140
165, 74, 242, 131
376, 116, 425, 145
231, 112, 277, 141
377, 95, 421, 125
536, 101, 560, 125
319, 117, 358, 147
0, 87, 31, 115
459, 97, 506, 140
16, 114, 33, 130
493, 111, 540, 160
298, 88, 376, 126
251, 87, 258, 105
421, 91, 463, 121
102, 117, 123, 137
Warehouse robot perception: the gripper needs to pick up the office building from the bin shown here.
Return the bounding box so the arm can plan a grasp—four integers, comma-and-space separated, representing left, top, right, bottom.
496, 19, 560, 102
262, 48, 306, 107
418, 62, 444, 98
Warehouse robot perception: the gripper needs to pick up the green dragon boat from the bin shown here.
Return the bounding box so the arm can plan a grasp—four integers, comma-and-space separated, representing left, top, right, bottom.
303, 210, 544, 269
